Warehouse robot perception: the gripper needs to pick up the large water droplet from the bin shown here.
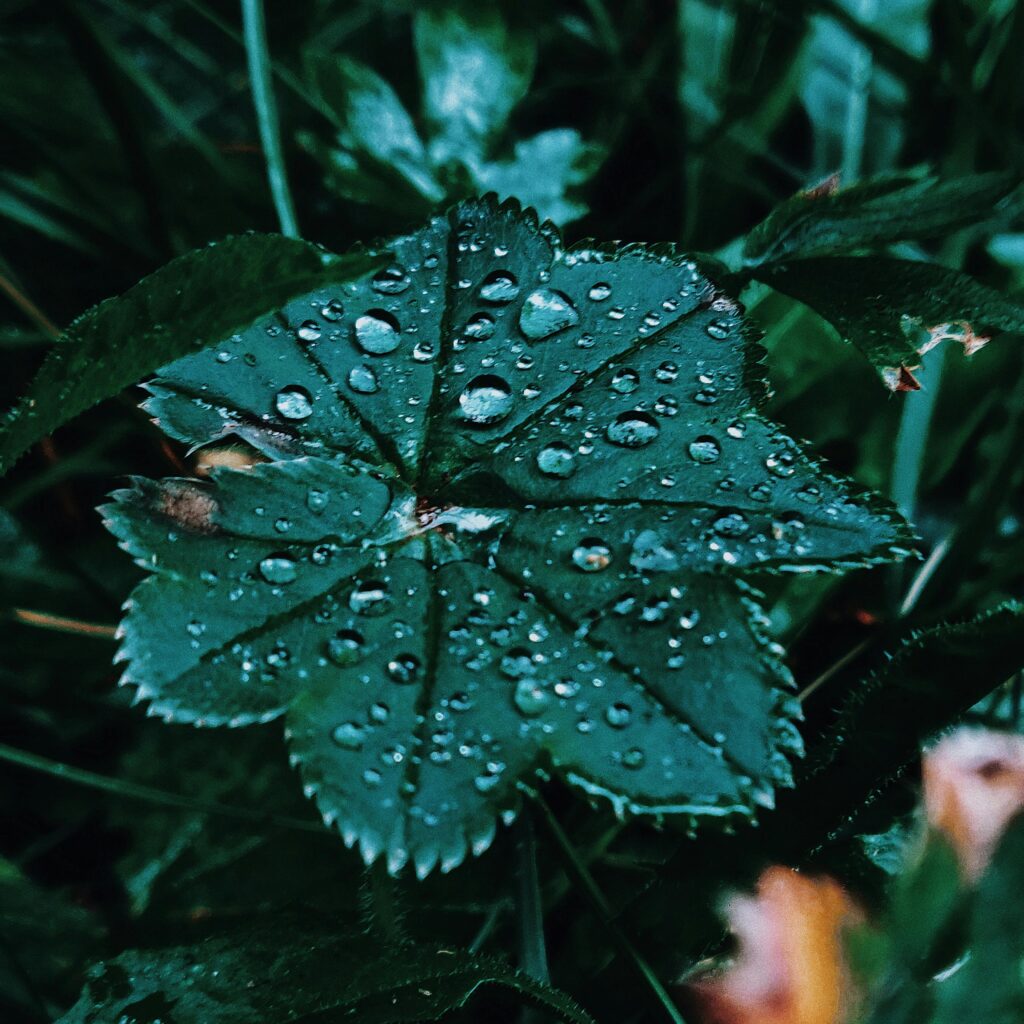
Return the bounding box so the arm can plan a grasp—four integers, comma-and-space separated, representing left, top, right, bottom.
354, 310, 401, 354
460, 375, 514, 425
259, 554, 297, 584
332, 721, 366, 750
327, 629, 365, 666
572, 538, 612, 573
605, 702, 632, 728
347, 364, 380, 394
536, 442, 576, 478
607, 411, 660, 448
514, 679, 551, 716
275, 386, 314, 421
479, 270, 520, 304
519, 289, 579, 340
372, 264, 411, 294
688, 436, 721, 463
350, 580, 390, 615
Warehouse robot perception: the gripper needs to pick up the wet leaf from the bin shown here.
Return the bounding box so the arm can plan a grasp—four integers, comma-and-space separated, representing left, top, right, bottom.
0, 235, 379, 475
57, 918, 596, 1024
744, 171, 1024, 265
104, 196, 914, 876
754, 257, 1024, 390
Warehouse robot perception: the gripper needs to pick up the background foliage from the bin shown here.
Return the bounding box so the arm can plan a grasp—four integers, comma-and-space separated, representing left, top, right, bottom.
1, 0, 1023, 1021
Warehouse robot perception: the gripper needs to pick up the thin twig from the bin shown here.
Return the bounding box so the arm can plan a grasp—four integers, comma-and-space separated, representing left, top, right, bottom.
0, 273, 60, 340
241, 0, 299, 237
12, 608, 118, 640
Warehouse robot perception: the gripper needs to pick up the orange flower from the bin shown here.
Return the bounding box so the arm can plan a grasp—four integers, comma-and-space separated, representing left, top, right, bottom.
923, 727, 1024, 882
692, 867, 859, 1024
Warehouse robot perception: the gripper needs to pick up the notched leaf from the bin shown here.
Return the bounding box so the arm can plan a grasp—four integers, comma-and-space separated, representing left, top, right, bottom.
103, 196, 915, 876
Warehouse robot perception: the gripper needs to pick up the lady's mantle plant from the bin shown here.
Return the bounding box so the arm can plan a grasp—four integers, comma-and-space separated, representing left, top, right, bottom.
101, 196, 914, 876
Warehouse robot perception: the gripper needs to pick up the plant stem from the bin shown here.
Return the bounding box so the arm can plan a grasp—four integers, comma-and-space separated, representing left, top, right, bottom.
240, 0, 299, 238
531, 792, 687, 1024
515, 809, 550, 985
0, 741, 325, 834
840, 0, 877, 183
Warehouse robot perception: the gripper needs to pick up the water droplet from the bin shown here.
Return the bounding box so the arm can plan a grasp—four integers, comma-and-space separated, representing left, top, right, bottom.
605, 702, 632, 728
727, 420, 746, 439
536, 442, 576, 478
464, 312, 496, 340
354, 310, 401, 354
327, 629, 365, 666
388, 654, 420, 684
372, 264, 411, 294
655, 361, 678, 383
479, 270, 520, 304
259, 554, 297, 585
588, 282, 612, 301
460, 375, 513, 425
275, 386, 314, 421
332, 721, 365, 750
766, 451, 797, 478
687, 436, 721, 464
712, 511, 750, 537
501, 647, 536, 679
412, 341, 436, 362
607, 411, 660, 448
370, 701, 390, 723
514, 679, 551, 716
349, 580, 390, 616
572, 538, 612, 573
519, 289, 579, 340
297, 320, 321, 342
706, 318, 734, 340
611, 368, 640, 394
321, 298, 345, 321
621, 747, 646, 769
306, 488, 329, 513
347, 364, 379, 394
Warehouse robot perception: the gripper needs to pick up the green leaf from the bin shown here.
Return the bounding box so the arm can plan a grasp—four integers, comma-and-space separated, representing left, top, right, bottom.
744, 172, 1024, 265
414, 5, 536, 168
305, 53, 444, 207
104, 196, 913, 877
0, 234, 379, 476
753, 257, 1024, 390
57, 918, 596, 1024
473, 129, 605, 226
931, 816, 1024, 1024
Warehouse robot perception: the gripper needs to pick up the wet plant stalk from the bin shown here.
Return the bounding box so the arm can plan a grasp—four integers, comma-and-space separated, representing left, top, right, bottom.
515, 808, 550, 1024
241, 0, 299, 238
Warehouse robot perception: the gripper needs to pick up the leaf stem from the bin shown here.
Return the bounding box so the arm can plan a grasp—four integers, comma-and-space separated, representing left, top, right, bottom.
0, 740, 326, 834
12, 608, 117, 639
530, 792, 687, 1024
515, 808, 550, 985
240, 0, 299, 238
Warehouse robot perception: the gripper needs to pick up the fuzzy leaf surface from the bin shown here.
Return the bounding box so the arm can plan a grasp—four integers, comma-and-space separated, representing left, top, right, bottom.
104, 197, 914, 875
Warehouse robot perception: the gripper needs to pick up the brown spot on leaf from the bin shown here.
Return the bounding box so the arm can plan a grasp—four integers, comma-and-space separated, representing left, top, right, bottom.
800, 172, 841, 200
157, 480, 219, 534
194, 444, 266, 477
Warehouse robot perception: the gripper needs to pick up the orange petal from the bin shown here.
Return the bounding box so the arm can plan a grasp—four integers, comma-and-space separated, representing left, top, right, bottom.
923, 728, 1024, 882
693, 867, 859, 1024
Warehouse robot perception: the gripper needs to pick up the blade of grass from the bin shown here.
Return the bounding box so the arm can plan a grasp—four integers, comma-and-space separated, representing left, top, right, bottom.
241, 0, 299, 238
515, 808, 550, 1016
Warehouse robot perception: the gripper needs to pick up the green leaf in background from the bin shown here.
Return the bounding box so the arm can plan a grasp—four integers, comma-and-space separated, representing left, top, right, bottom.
102, 196, 914, 877
414, 5, 536, 169
754, 256, 1024, 390
0, 235, 379, 475
744, 171, 1024, 265
57, 918, 596, 1024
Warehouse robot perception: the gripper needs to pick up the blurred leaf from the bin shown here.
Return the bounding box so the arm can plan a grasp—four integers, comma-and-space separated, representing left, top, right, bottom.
473, 129, 604, 225
0, 235, 379, 475
103, 196, 911, 879
745, 171, 1024, 265
414, 4, 536, 168
57, 918, 596, 1024
754, 257, 1024, 389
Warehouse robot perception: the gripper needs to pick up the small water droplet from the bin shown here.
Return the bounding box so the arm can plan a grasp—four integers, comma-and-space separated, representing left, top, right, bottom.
519, 289, 579, 340
460, 375, 513, 425
327, 629, 365, 666
306, 488, 329, 513
354, 310, 401, 354
388, 654, 421, 684
347, 364, 380, 394
607, 411, 660, 448
297, 320, 321, 342
259, 554, 297, 584
687, 436, 721, 464
611, 368, 640, 394
588, 282, 612, 301
536, 442, 577, 478
514, 679, 551, 716
350, 580, 390, 616
275, 386, 314, 421
572, 538, 612, 573
332, 721, 365, 750
372, 264, 411, 294
605, 702, 632, 728
621, 747, 646, 769
321, 298, 345, 321
655, 361, 678, 383
479, 270, 520, 304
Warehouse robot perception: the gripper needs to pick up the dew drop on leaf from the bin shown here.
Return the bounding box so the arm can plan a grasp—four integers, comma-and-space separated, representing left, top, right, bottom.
332, 721, 366, 750
464, 313, 496, 340
514, 679, 551, 716
536, 442, 577, 478
478, 270, 520, 304
459, 375, 514, 425
274, 386, 314, 421
327, 629, 365, 666
371, 264, 411, 295
259, 554, 297, 585
687, 436, 721, 463
588, 282, 612, 301
349, 580, 390, 616
621, 747, 646, 769
518, 288, 579, 340
353, 311, 401, 355
297, 320, 321, 342
572, 538, 612, 573
387, 654, 421, 684
321, 298, 345, 321
605, 702, 632, 728
611, 368, 640, 394
347, 364, 380, 394
606, 411, 660, 448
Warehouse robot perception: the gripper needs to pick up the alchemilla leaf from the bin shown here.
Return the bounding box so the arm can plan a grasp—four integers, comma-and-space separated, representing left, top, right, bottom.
103, 196, 914, 877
